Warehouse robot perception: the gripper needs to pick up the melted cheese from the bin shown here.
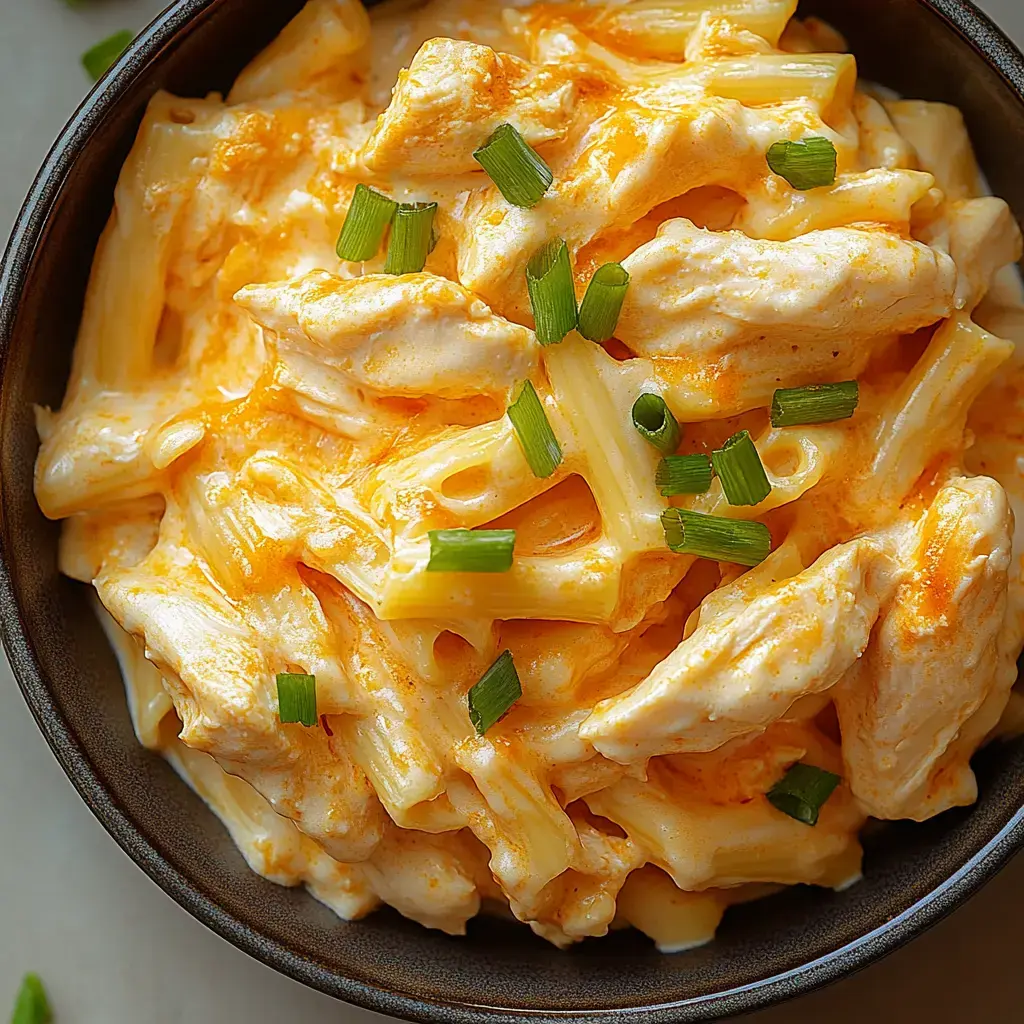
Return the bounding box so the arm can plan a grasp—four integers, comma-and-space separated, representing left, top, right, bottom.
34, 0, 1024, 951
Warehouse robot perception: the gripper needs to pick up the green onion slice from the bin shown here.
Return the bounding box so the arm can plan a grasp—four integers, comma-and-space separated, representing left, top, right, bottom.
507, 380, 562, 479
632, 393, 681, 455
11, 974, 51, 1024
427, 529, 516, 573
468, 649, 522, 734
526, 238, 578, 345
662, 508, 771, 566
711, 430, 771, 506
656, 454, 713, 496
277, 673, 318, 727
767, 763, 841, 826
336, 184, 397, 262
82, 29, 135, 81
577, 262, 630, 343
383, 202, 438, 275
766, 136, 838, 191
770, 381, 859, 427
473, 123, 554, 209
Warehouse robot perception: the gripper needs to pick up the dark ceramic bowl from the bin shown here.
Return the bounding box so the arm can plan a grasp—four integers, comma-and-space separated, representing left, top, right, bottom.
3, 0, 1024, 1020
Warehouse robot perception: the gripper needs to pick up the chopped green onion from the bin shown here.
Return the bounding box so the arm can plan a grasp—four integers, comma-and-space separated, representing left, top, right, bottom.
82, 29, 135, 81
507, 380, 562, 479
11, 973, 51, 1024
526, 238, 578, 345
336, 184, 397, 262
473, 123, 554, 208
771, 381, 860, 427
632, 393, 681, 455
427, 529, 516, 573
767, 763, 841, 826
766, 136, 838, 191
383, 202, 438, 275
468, 649, 522, 734
277, 673, 318, 727
661, 508, 771, 566
656, 454, 713, 496
578, 262, 630, 342
712, 430, 771, 506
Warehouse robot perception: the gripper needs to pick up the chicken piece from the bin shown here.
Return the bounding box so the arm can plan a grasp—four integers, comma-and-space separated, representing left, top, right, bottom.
580, 537, 894, 763
967, 283, 1024, 641
358, 38, 576, 174
236, 270, 538, 399
366, 0, 528, 110
853, 92, 916, 171
452, 36, 862, 318
97, 512, 386, 862
779, 15, 848, 54
835, 476, 1015, 821
452, 99, 762, 318
167, 738, 379, 921
919, 198, 1023, 311
616, 219, 956, 359
58, 498, 163, 585
36, 389, 189, 520
885, 100, 985, 202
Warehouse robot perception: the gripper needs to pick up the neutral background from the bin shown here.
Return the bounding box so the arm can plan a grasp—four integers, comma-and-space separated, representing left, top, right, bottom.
3, 1, 1024, 1020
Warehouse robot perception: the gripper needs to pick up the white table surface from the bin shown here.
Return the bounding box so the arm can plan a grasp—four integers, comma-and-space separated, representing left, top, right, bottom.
3, 2, 1024, 1020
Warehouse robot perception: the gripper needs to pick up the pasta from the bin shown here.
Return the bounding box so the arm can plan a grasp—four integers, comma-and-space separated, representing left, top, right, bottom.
34, 0, 1024, 952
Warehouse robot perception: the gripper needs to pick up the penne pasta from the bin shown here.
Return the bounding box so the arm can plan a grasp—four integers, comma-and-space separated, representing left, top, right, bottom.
564, 0, 799, 60
857, 316, 1014, 519
35, 0, 1024, 951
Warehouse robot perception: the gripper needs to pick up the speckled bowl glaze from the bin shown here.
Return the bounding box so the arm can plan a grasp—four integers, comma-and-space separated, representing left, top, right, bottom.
2, 0, 1024, 1019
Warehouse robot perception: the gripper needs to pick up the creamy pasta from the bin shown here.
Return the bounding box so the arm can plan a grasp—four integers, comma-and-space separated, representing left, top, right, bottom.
35, 0, 1024, 950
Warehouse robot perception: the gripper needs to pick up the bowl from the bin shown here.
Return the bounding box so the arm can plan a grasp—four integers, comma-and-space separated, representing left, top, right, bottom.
3, 0, 1024, 1020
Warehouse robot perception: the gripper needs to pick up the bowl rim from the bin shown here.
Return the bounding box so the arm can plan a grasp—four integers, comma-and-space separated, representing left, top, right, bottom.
3, 0, 1024, 1020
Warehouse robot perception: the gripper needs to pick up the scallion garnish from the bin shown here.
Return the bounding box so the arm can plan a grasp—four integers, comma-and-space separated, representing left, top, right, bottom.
526, 238, 578, 345
632, 393, 681, 455
661, 508, 771, 566
277, 673, 318, 727
11, 973, 51, 1024
507, 380, 562, 479
766, 136, 838, 191
473, 123, 554, 209
82, 29, 135, 81
577, 262, 630, 343
770, 381, 860, 427
427, 529, 516, 573
711, 430, 771, 506
383, 201, 438, 275
467, 649, 522, 734
767, 763, 841, 826
336, 184, 397, 262
655, 454, 713, 496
